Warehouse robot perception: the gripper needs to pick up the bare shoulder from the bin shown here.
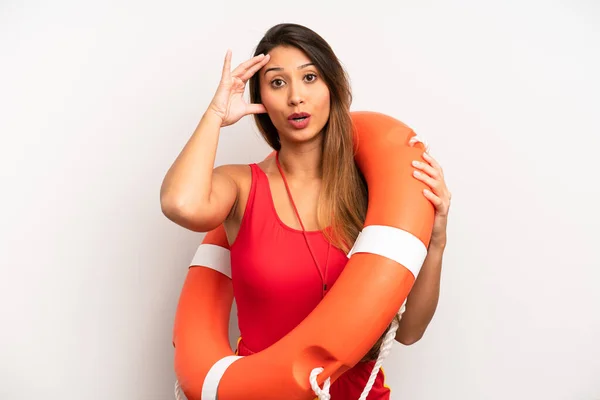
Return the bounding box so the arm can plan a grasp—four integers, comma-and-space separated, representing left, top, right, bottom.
256, 157, 276, 175
214, 163, 251, 183
213, 163, 252, 222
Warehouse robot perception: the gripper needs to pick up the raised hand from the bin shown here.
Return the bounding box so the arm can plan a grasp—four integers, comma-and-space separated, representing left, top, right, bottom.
207, 50, 271, 127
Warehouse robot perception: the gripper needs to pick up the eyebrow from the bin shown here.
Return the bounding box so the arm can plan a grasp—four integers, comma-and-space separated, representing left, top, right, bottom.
263, 62, 315, 76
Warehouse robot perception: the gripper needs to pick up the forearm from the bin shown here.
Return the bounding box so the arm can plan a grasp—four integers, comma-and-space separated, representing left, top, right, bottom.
160, 111, 222, 214
395, 242, 445, 345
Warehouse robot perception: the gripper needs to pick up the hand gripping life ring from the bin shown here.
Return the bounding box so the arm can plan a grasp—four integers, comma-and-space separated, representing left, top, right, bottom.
172, 111, 434, 400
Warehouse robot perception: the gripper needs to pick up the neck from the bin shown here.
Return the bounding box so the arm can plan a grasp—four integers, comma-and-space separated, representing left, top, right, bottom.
276, 142, 323, 180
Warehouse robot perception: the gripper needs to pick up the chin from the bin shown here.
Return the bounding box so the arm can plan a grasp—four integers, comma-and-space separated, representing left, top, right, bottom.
282, 128, 322, 144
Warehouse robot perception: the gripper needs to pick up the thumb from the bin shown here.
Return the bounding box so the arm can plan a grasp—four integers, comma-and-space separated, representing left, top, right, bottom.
246, 103, 267, 115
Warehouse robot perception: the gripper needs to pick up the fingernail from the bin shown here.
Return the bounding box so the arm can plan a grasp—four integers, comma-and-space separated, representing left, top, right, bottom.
412, 160, 420, 167
413, 170, 421, 177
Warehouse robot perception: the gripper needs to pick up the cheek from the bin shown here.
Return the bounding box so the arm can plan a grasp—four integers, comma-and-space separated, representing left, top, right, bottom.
259, 89, 286, 129
319, 88, 331, 115
260, 89, 282, 114
258, 82, 272, 102
259, 88, 273, 108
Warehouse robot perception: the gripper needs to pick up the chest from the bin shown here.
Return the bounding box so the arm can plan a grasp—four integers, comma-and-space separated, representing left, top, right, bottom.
230, 230, 349, 299
269, 175, 322, 232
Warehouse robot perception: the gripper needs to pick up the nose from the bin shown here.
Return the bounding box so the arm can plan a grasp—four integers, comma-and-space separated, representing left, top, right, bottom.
287, 81, 305, 106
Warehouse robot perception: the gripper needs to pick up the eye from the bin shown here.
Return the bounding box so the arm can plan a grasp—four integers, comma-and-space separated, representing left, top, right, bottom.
304, 73, 317, 83
270, 79, 285, 88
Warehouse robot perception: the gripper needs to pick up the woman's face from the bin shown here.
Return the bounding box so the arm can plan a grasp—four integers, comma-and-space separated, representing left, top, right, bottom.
259, 45, 330, 145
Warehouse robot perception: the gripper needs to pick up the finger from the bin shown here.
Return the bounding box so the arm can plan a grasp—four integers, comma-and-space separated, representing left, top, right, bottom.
412, 160, 440, 179
422, 152, 443, 176
231, 53, 268, 79
246, 103, 267, 114
424, 189, 450, 216
413, 170, 441, 191
239, 54, 270, 82
221, 49, 232, 81
423, 189, 443, 208
231, 54, 264, 76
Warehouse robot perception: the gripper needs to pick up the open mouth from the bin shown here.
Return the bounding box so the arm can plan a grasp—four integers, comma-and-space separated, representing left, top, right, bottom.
288, 114, 311, 129
288, 112, 311, 121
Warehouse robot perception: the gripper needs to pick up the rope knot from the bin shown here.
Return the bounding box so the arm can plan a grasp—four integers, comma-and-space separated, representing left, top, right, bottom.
310, 367, 331, 400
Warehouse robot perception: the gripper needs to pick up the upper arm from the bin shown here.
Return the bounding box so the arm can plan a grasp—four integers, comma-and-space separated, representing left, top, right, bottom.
169, 165, 241, 233
210, 164, 241, 222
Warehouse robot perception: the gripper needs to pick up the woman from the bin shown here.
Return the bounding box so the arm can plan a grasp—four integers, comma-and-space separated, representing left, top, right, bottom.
161, 23, 451, 399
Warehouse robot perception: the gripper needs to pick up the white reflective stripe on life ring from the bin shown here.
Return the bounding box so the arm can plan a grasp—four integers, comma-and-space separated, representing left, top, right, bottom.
190, 244, 232, 279
347, 225, 428, 278
201, 355, 244, 400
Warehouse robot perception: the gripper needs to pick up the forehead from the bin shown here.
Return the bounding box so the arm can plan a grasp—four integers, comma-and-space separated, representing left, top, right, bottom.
263, 46, 312, 71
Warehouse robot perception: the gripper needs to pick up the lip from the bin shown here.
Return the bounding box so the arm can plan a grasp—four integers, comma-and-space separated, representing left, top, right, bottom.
287, 112, 311, 130
287, 115, 311, 129
288, 112, 311, 120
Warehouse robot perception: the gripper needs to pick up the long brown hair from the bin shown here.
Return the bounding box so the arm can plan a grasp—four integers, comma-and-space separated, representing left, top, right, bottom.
249, 23, 395, 362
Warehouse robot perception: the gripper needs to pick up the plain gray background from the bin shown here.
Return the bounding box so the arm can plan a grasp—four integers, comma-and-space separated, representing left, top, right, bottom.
1, 0, 599, 399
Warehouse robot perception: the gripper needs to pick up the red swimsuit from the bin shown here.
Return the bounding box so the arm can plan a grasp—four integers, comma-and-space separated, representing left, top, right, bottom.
229, 162, 391, 399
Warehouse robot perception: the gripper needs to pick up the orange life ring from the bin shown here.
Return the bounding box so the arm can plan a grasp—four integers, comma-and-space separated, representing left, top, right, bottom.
172, 111, 434, 399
